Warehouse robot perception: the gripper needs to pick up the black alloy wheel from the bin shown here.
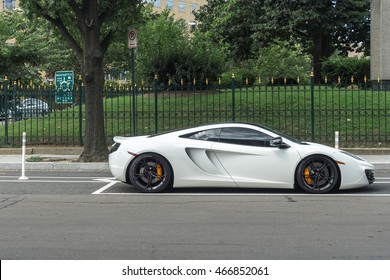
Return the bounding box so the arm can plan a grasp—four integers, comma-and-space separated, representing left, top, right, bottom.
296, 155, 340, 194
129, 153, 173, 193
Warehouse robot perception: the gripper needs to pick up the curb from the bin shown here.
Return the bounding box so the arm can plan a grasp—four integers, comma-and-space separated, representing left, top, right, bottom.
0, 147, 84, 155
0, 162, 109, 171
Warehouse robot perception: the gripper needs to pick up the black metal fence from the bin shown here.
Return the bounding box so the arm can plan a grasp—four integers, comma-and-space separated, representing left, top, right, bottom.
1, 77, 389, 148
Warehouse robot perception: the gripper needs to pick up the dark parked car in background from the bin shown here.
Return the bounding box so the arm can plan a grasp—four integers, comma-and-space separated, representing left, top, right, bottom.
0, 98, 49, 121
0, 100, 21, 121
18, 98, 49, 119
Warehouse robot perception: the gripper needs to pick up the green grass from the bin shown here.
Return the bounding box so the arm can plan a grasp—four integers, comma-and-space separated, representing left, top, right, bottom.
26, 156, 44, 162
1, 85, 390, 148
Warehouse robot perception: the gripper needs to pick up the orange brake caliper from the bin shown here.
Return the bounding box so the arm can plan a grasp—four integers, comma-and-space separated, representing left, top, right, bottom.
304, 168, 312, 185
156, 164, 163, 180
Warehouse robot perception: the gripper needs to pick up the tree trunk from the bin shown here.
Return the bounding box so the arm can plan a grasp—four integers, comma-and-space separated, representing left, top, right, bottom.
311, 28, 332, 84
78, 0, 108, 162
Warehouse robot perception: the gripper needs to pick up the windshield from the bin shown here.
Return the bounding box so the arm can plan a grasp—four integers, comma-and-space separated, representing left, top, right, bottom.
253, 124, 305, 144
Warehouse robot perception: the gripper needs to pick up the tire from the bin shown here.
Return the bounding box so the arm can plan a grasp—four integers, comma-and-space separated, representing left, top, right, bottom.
295, 155, 340, 194
128, 153, 173, 193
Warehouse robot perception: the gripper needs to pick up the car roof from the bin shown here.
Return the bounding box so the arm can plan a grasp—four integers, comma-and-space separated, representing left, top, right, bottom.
148, 122, 304, 144
149, 122, 268, 137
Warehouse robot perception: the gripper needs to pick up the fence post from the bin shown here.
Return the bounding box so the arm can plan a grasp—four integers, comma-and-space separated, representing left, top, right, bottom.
78, 76, 83, 146
232, 74, 236, 122
310, 71, 315, 142
3, 76, 9, 145
154, 75, 158, 133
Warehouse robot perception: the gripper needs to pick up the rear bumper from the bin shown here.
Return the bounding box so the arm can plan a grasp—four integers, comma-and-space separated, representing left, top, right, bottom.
109, 151, 133, 182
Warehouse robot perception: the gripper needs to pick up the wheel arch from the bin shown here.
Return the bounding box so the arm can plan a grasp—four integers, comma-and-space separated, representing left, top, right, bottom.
294, 153, 342, 191
125, 152, 175, 186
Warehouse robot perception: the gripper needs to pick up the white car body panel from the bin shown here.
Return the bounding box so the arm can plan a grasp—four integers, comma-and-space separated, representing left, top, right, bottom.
109, 123, 375, 192
211, 142, 301, 188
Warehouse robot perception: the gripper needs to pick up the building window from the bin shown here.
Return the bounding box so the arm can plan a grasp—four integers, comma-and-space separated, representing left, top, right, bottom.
190, 3, 197, 13
146, 0, 161, 8
4, 0, 16, 10
179, 1, 186, 13
166, 0, 174, 10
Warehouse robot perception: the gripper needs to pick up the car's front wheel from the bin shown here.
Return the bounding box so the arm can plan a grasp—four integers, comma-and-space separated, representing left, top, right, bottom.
295, 155, 340, 194
129, 153, 173, 193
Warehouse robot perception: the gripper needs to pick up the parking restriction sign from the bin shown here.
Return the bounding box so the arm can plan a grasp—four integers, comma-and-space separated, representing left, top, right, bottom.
128, 29, 138, 49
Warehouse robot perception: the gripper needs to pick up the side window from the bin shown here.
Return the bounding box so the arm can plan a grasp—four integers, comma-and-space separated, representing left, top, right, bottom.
182, 128, 221, 142
219, 127, 273, 147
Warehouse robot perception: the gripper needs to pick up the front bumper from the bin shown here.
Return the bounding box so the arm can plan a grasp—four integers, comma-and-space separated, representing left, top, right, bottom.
365, 169, 375, 184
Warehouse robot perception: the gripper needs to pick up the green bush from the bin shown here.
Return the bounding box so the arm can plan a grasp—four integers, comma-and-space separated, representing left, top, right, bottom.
219, 41, 311, 86
254, 41, 311, 84
220, 62, 257, 86
321, 54, 370, 84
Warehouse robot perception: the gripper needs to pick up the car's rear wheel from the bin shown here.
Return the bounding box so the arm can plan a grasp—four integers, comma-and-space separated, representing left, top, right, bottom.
295, 155, 340, 194
129, 153, 173, 193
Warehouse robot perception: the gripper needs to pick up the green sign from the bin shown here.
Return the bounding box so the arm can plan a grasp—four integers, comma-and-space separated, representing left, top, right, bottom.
55, 71, 74, 104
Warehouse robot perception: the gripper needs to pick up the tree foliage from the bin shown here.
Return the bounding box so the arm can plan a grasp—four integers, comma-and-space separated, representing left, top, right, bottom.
136, 12, 227, 85
1, 11, 45, 81
0, 10, 80, 82
195, 0, 262, 61
195, 0, 370, 82
20, 0, 144, 161
260, 0, 370, 82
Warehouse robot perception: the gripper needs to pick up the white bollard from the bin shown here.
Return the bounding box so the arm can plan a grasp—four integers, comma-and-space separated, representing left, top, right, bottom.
19, 132, 29, 180
335, 131, 339, 150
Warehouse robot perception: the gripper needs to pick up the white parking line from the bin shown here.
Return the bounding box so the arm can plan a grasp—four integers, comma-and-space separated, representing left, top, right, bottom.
0, 180, 105, 183
91, 180, 390, 197
94, 192, 390, 197
92, 178, 119, 194
0, 176, 116, 184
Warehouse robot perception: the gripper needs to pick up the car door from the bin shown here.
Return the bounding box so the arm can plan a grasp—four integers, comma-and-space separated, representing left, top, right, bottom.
175, 128, 237, 187
211, 127, 301, 188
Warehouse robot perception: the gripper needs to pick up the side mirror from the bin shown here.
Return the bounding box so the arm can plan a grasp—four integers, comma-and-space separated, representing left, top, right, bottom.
270, 137, 290, 149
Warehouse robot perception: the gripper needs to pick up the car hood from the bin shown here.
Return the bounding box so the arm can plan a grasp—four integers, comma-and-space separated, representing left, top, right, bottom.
290, 141, 372, 165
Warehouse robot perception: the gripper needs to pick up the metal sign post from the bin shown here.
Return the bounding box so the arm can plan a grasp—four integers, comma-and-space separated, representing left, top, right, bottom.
128, 29, 138, 136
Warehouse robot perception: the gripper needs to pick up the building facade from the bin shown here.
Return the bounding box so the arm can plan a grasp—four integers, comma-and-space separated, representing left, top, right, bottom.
1, 1, 206, 22
371, 0, 390, 88
146, 0, 207, 24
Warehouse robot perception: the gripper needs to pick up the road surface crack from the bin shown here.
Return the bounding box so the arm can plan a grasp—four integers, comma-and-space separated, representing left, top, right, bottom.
0, 196, 25, 210
285, 196, 297, 203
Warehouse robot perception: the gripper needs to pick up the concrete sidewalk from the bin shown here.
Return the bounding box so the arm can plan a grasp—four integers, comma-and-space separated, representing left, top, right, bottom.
0, 147, 390, 171
0, 147, 109, 171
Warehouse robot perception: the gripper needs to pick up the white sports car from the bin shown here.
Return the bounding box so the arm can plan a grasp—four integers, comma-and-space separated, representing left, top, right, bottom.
109, 122, 375, 194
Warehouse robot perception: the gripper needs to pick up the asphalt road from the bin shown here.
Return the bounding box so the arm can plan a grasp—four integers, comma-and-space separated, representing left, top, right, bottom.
0, 170, 390, 260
